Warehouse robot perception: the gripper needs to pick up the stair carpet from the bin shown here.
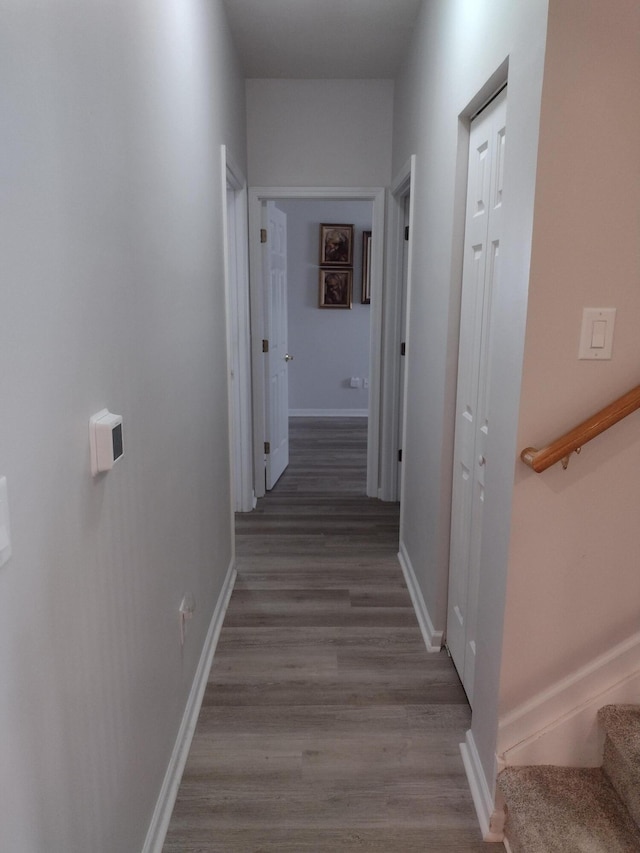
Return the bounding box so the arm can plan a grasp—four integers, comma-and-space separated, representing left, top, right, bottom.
498, 704, 640, 852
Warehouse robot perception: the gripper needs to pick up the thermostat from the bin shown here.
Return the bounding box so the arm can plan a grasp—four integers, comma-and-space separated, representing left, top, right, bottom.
89, 409, 124, 476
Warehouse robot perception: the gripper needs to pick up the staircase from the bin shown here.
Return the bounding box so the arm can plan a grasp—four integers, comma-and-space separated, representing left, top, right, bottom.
498, 704, 640, 852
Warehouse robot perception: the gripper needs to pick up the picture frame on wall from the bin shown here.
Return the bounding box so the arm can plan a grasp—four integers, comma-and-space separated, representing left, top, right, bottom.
319, 224, 353, 266
361, 231, 372, 304
319, 268, 352, 309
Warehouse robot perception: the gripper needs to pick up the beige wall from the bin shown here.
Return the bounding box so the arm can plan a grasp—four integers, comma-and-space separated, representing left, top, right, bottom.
0, 2, 246, 850
500, 0, 640, 711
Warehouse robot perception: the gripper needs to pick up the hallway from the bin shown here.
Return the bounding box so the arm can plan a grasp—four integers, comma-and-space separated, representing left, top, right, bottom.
163, 418, 490, 852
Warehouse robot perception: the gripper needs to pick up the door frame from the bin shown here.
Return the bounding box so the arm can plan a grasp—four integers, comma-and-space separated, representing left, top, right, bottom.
248, 186, 385, 499
379, 157, 416, 503
221, 146, 254, 514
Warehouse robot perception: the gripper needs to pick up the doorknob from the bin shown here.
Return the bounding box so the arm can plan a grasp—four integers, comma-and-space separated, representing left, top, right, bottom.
478, 455, 486, 466
284, 353, 294, 362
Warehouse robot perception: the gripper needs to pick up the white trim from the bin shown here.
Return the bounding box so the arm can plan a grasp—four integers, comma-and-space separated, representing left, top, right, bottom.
398, 541, 443, 652
289, 409, 368, 418
248, 187, 385, 500
142, 561, 237, 853
380, 156, 416, 503
460, 730, 506, 843
222, 146, 253, 513
498, 630, 640, 767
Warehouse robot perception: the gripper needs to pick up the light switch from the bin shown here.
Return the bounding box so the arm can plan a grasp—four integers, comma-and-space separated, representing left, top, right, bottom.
578, 308, 616, 360
0, 477, 12, 568
591, 320, 607, 349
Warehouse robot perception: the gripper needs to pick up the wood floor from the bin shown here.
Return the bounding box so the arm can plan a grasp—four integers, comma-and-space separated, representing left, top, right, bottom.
163, 418, 492, 852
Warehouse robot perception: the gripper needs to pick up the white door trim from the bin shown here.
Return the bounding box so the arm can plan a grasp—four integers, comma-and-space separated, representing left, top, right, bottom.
248, 186, 385, 499
380, 156, 416, 503
221, 146, 254, 514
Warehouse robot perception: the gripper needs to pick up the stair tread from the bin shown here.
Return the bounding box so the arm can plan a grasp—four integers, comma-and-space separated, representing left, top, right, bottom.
599, 704, 640, 764
498, 765, 640, 852
599, 704, 640, 829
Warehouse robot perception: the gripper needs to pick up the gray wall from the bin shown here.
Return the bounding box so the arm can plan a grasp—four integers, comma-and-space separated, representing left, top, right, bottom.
278, 199, 372, 414
0, 2, 246, 850
392, 0, 548, 795
247, 79, 394, 187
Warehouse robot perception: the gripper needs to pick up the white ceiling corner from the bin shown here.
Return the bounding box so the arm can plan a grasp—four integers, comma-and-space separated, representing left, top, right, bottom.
221, 0, 423, 79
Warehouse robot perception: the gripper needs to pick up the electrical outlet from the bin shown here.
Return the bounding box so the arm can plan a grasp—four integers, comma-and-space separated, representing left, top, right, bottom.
179, 593, 196, 647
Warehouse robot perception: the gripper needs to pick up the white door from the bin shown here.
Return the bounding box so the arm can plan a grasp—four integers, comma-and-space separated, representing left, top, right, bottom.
447, 88, 507, 704
263, 201, 290, 490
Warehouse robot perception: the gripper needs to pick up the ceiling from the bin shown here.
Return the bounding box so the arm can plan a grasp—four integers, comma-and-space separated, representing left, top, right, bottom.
221, 0, 423, 79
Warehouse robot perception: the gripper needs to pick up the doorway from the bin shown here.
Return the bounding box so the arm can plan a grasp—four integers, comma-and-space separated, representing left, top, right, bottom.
247, 187, 386, 500
276, 196, 373, 423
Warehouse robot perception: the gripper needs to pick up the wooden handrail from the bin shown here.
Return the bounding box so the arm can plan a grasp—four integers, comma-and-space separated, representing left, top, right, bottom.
521, 384, 640, 473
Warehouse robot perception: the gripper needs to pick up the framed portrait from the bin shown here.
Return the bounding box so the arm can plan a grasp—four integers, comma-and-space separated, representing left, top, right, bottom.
361, 231, 372, 304
319, 268, 352, 309
319, 224, 353, 266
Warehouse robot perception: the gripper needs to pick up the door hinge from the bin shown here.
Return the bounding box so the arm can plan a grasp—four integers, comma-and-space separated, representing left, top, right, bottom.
398, 449, 403, 462
264, 441, 271, 455
260, 228, 267, 244
262, 339, 269, 353
400, 342, 406, 357
404, 226, 410, 241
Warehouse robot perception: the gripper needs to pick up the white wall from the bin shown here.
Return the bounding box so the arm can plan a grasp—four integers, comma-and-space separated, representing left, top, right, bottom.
0, 2, 245, 851
392, 0, 549, 799
246, 79, 394, 187
499, 0, 640, 717
276, 199, 372, 414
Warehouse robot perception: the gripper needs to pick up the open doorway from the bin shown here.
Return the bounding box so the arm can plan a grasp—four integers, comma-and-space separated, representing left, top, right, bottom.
256, 196, 374, 493
247, 187, 386, 501
276, 197, 373, 459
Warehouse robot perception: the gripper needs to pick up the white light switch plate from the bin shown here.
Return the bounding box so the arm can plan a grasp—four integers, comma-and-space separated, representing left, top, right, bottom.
0, 477, 12, 568
578, 308, 616, 360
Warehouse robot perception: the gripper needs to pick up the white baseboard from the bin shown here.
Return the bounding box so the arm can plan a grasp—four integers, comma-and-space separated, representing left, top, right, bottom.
498, 630, 640, 767
460, 730, 506, 843
397, 541, 443, 653
289, 409, 368, 417
142, 560, 237, 853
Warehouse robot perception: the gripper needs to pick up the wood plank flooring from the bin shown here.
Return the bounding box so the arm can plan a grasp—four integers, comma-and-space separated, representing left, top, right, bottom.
163, 418, 492, 852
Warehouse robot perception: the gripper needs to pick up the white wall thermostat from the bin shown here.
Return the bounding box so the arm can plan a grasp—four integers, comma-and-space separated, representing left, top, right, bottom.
89, 409, 124, 476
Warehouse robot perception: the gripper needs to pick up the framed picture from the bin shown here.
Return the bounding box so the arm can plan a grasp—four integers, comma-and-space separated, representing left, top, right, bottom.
319, 268, 352, 309
361, 231, 372, 304
319, 223, 353, 266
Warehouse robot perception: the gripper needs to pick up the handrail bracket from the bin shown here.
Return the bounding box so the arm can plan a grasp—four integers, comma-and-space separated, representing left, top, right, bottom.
520, 384, 640, 474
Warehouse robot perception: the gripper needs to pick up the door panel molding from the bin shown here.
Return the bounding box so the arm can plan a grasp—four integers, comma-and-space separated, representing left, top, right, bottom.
447, 90, 507, 704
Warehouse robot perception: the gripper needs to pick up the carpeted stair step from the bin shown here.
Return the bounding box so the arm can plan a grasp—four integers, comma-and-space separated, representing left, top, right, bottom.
599, 704, 640, 828
497, 764, 640, 852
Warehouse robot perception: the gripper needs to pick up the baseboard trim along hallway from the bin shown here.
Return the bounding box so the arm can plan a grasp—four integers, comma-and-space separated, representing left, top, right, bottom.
460, 729, 506, 843
398, 541, 444, 653
143, 561, 237, 853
